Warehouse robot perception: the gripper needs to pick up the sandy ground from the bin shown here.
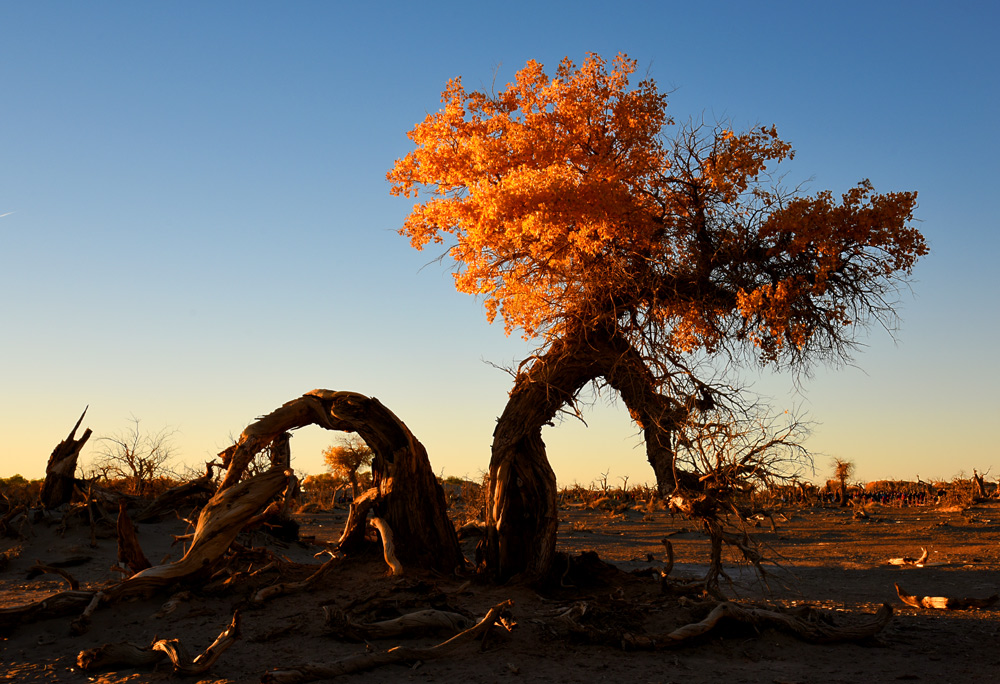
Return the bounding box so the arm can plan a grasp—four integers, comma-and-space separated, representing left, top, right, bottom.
3, 499, 1000, 683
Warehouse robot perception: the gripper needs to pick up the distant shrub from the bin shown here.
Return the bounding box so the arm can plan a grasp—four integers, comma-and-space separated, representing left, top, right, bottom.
0, 475, 42, 509
938, 478, 979, 508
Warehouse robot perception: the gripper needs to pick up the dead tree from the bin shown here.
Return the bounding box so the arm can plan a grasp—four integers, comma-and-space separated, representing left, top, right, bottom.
217, 390, 462, 573
41, 407, 92, 508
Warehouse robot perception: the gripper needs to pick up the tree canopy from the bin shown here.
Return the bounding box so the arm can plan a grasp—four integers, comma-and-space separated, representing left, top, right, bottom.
389, 52, 928, 581
388, 53, 926, 372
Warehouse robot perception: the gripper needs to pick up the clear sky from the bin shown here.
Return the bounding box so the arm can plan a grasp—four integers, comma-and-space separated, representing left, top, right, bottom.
2, 1, 997, 487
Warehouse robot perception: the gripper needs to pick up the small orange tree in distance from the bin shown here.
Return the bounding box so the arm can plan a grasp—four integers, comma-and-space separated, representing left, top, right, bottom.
389, 53, 927, 582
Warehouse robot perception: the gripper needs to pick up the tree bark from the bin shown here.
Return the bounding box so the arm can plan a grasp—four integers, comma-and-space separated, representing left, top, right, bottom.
218, 391, 461, 573
484, 326, 698, 582
41, 407, 92, 509
484, 330, 604, 582
484, 324, 697, 582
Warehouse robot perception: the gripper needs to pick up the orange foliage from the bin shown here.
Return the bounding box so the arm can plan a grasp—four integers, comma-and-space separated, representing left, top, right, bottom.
388, 53, 927, 367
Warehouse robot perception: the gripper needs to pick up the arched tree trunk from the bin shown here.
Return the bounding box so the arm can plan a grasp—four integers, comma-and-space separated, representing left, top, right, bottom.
483, 325, 696, 582
484, 329, 605, 583
219, 390, 462, 573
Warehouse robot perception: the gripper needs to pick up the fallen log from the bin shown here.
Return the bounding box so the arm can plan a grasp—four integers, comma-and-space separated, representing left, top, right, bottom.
261, 600, 512, 684
108, 469, 290, 599
623, 602, 892, 649
77, 610, 241, 675
249, 556, 339, 605
895, 583, 999, 610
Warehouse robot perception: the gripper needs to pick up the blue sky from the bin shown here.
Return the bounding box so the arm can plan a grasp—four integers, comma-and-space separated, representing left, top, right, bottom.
2, 1, 997, 486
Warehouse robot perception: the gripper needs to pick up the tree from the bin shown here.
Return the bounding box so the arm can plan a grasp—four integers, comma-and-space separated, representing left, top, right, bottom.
322, 435, 374, 499
90, 416, 176, 496
831, 458, 855, 507
389, 53, 927, 581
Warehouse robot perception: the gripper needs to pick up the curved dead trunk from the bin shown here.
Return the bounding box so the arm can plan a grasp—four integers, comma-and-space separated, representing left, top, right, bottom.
219, 391, 461, 573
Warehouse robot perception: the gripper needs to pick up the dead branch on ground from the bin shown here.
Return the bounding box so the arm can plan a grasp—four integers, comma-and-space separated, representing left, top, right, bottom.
895, 583, 999, 610
324, 607, 472, 640
888, 548, 929, 567
622, 601, 892, 649
261, 600, 513, 683
77, 610, 241, 675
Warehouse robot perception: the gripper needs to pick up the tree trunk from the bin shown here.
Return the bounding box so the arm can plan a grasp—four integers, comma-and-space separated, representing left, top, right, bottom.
484, 329, 606, 582
219, 390, 462, 573
41, 408, 92, 509
483, 326, 696, 582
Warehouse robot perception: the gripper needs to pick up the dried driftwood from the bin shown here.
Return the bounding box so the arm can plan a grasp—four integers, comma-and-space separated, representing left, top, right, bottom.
324, 607, 472, 640
108, 469, 290, 599
261, 600, 512, 684
77, 610, 241, 675
620, 602, 892, 649
895, 583, 999, 610
134, 462, 220, 523
888, 548, 929, 567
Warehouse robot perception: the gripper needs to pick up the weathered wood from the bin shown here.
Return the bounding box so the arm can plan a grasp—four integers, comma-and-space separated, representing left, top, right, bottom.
41, 407, 92, 509
218, 391, 462, 573
0, 590, 96, 634
337, 487, 379, 553
69, 590, 106, 635
249, 557, 338, 605
109, 469, 290, 599
622, 601, 892, 649
27, 562, 79, 590
262, 600, 512, 684
116, 499, 151, 575
77, 610, 240, 674
370, 516, 403, 576
895, 583, 999, 610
